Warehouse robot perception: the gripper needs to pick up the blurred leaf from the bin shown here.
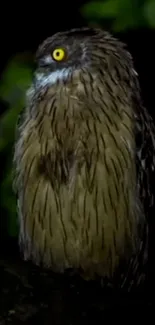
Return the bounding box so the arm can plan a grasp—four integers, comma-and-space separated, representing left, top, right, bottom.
0, 53, 33, 237
0, 54, 33, 149
144, 0, 155, 27
81, 0, 155, 32
81, 0, 121, 18
0, 53, 33, 104
112, 0, 144, 31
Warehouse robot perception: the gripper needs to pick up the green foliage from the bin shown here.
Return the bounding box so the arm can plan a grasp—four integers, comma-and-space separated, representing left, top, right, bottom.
81, 0, 155, 31
0, 53, 33, 237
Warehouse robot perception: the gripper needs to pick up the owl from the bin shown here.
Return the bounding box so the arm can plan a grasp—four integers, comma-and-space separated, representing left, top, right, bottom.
13, 27, 155, 290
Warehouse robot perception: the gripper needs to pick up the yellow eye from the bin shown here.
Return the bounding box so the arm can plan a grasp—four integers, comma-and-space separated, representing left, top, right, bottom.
52, 48, 66, 61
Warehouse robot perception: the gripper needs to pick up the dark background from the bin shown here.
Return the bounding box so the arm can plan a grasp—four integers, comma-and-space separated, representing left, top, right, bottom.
0, 1, 155, 323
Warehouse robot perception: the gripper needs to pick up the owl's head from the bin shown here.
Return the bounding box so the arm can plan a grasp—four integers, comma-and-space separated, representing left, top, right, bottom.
32, 27, 138, 91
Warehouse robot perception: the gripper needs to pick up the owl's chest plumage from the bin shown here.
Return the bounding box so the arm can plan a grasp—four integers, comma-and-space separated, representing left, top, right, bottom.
14, 86, 146, 285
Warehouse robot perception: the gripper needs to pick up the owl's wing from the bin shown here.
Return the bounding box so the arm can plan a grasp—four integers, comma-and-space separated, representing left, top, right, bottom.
135, 104, 155, 221
135, 104, 155, 284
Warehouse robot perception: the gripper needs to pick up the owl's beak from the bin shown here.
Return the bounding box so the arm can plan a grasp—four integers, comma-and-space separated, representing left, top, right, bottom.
38, 58, 49, 68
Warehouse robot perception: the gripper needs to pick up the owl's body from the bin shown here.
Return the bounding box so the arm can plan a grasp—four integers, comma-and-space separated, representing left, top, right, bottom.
13, 28, 155, 290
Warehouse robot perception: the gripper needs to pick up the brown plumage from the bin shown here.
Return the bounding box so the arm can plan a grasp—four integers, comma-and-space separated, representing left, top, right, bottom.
13, 27, 155, 290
